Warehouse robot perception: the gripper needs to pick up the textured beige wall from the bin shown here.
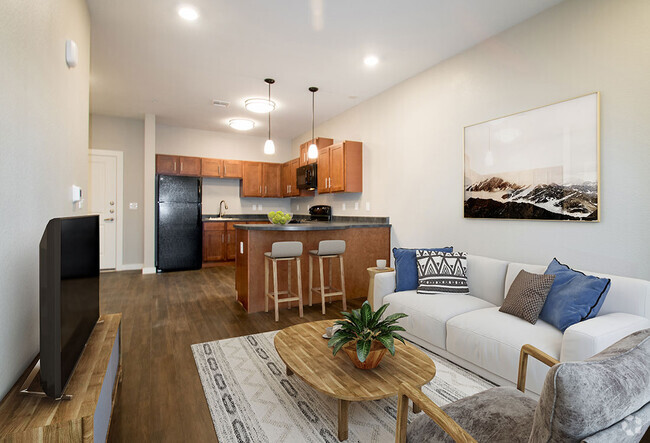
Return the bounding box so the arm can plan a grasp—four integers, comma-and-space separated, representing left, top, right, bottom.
90, 114, 145, 266
0, 0, 90, 398
291, 0, 650, 280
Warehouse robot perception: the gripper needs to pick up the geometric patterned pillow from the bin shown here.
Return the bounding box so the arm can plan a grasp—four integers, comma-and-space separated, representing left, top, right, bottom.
499, 270, 556, 324
415, 251, 469, 294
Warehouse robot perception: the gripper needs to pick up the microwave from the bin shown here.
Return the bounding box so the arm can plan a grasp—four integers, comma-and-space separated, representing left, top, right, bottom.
296, 164, 318, 190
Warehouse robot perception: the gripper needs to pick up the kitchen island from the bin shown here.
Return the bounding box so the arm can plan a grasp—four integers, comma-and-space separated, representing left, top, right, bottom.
235, 219, 391, 313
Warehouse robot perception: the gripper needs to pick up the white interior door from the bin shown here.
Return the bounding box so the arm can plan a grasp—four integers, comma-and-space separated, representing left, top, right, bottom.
90, 153, 117, 269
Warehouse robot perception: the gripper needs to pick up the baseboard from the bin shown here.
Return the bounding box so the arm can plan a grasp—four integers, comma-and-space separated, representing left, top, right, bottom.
141, 267, 157, 275
117, 263, 143, 271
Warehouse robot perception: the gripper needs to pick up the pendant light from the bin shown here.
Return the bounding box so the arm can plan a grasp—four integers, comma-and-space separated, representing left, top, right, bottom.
263, 78, 276, 155
307, 87, 319, 159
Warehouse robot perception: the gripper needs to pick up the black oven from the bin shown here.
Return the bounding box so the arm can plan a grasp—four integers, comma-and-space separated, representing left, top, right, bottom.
296, 164, 317, 190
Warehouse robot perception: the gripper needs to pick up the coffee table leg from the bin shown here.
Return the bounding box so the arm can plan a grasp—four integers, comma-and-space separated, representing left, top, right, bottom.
412, 387, 422, 413
286, 365, 293, 376
338, 399, 349, 441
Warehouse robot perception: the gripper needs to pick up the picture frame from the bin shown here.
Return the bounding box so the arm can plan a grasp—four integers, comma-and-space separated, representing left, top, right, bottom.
463, 92, 600, 222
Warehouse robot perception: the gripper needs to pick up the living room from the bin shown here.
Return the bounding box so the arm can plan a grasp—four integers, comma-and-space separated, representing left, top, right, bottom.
1, 0, 649, 442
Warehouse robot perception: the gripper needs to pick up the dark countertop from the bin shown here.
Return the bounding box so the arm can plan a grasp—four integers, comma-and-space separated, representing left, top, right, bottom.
202, 214, 267, 222
236, 221, 391, 231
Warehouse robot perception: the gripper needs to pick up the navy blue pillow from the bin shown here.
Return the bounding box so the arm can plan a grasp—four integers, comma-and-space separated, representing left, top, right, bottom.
393, 247, 453, 292
539, 258, 611, 332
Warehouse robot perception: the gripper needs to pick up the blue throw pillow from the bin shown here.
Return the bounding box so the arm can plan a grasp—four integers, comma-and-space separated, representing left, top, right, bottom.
393, 247, 453, 292
539, 258, 611, 332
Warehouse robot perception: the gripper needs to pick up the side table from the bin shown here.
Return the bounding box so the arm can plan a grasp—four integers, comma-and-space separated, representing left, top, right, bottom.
367, 267, 394, 309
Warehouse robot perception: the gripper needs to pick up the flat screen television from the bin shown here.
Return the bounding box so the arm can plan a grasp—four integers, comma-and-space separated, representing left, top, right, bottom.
39, 215, 100, 399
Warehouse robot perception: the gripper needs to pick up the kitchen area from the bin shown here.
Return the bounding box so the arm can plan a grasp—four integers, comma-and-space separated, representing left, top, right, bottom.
154, 137, 392, 313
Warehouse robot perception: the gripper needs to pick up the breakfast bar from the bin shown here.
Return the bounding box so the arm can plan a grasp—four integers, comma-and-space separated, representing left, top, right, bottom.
235, 219, 391, 313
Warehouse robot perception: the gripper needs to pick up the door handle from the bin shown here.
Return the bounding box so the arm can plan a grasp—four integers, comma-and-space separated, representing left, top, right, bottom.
104, 217, 114, 222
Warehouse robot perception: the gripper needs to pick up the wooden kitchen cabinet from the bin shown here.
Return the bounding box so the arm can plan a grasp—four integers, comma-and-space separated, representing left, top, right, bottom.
299, 137, 333, 166
262, 163, 281, 197
156, 155, 201, 176
226, 223, 237, 260
179, 156, 201, 176
201, 158, 223, 177
317, 140, 362, 193
282, 161, 292, 197
156, 155, 179, 175
222, 160, 243, 178
203, 222, 226, 262
242, 162, 263, 197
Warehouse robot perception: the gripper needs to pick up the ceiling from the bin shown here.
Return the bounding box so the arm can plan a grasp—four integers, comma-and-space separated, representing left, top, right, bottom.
87, 0, 564, 140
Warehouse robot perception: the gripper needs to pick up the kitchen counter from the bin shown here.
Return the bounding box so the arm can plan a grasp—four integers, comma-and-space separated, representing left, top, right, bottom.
236, 221, 391, 231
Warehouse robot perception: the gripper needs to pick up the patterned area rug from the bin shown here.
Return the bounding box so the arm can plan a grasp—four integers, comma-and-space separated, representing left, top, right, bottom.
192, 330, 494, 443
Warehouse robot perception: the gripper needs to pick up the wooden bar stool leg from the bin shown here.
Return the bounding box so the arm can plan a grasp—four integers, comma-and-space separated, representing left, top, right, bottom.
272, 259, 279, 322
264, 256, 269, 313
308, 255, 313, 306
328, 257, 333, 300
340, 255, 347, 311
319, 256, 326, 315
296, 258, 303, 318
287, 259, 292, 310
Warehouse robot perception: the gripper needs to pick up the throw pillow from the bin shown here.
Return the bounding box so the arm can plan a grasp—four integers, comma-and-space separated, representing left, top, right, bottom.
538, 258, 612, 332
499, 270, 556, 324
393, 247, 453, 292
415, 251, 469, 294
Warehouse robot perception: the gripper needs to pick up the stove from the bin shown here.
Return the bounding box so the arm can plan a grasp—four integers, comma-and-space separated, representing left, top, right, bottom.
288, 205, 332, 223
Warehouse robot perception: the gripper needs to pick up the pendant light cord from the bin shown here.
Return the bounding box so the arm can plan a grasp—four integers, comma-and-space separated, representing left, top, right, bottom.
268, 82, 272, 140
312, 90, 315, 142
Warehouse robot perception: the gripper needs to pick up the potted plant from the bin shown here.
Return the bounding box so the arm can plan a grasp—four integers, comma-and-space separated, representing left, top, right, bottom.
327, 301, 408, 369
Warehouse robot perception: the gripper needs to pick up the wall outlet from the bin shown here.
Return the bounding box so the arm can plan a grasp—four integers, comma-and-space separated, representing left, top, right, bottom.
342, 203, 346, 211
258, 204, 263, 210
297, 204, 300, 211
354, 202, 359, 211
366, 202, 371, 211
129, 202, 138, 210
252, 204, 257, 211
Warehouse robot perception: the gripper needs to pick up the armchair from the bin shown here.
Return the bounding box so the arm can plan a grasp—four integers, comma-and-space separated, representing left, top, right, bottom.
396, 329, 650, 443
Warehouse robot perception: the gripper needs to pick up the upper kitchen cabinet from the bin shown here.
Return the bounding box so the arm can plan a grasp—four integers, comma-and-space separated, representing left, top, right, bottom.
317, 141, 362, 194
262, 163, 281, 198
201, 158, 243, 178
282, 158, 303, 197
241, 162, 263, 197
299, 137, 333, 167
156, 154, 201, 176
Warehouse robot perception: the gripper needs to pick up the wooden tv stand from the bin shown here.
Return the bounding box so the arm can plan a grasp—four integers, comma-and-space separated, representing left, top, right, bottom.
0, 313, 122, 442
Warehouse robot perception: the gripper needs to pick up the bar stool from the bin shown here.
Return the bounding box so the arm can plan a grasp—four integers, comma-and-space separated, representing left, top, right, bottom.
265, 241, 304, 322
309, 240, 347, 314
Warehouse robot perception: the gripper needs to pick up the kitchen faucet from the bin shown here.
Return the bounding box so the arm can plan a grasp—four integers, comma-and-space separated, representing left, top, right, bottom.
219, 200, 228, 218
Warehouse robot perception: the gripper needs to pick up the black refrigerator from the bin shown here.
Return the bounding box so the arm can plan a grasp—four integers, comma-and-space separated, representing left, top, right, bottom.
156, 175, 202, 272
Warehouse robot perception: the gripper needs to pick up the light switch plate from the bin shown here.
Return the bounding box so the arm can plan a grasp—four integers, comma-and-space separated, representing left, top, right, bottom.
366, 202, 371, 211
240, 242, 244, 254
354, 202, 359, 210
342, 203, 346, 211
252, 204, 257, 210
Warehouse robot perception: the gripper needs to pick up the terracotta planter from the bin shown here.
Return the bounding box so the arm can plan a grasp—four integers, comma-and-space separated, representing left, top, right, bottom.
343, 341, 388, 369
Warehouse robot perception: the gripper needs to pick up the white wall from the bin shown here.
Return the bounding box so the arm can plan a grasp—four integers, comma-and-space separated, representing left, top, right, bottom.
90, 115, 144, 265
0, 0, 90, 398
291, 0, 650, 280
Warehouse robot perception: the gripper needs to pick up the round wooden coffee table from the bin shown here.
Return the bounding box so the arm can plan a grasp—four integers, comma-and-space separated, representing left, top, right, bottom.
274, 319, 436, 441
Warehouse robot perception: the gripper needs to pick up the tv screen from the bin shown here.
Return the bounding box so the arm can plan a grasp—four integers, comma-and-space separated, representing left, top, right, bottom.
40, 215, 99, 398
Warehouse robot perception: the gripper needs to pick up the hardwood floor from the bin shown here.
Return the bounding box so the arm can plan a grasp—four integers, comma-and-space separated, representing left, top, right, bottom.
101, 266, 363, 442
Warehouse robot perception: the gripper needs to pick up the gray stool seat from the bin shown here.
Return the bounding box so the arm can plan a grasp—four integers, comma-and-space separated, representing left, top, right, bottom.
309, 240, 347, 314
265, 242, 304, 322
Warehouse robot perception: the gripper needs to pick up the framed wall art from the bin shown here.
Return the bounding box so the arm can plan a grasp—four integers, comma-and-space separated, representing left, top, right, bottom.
463, 92, 600, 221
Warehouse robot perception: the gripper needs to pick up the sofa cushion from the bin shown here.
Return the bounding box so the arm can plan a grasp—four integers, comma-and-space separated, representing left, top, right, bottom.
406, 387, 536, 443
530, 329, 650, 442
393, 247, 453, 292
446, 307, 562, 394
466, 255, 509, 306
499, 270, 555, 324
383, 291, 494, 349
416, 251, 469, 294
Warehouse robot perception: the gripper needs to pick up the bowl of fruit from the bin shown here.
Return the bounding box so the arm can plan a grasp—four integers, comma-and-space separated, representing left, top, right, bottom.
268, 210, 293, 225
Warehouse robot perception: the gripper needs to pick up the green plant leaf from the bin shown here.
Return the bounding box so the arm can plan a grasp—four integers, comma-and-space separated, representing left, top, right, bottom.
375, 334, 395, 356
391, 332, 407, 345
369, 303, 390, 328
328, 335, 354, 355
356, 339, 372, 362
385, 325, 406, 332
360, 302, 372, 327
376, 312, 408, 329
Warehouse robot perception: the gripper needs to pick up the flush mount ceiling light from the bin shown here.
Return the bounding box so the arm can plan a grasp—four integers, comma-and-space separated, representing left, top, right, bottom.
263, 78, 276, 155
178, 6, 199, 21
228, 119, 255, 131
307, 87, 319, 159
364, 55, 379, 66
245, 98, 276, 113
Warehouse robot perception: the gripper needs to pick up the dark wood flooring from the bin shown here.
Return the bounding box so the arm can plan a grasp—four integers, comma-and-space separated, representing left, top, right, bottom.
102, 266, 363, 442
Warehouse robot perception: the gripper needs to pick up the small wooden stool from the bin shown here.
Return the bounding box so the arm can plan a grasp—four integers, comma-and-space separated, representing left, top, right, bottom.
265, 241, 304, 322
309, 240, 346, 314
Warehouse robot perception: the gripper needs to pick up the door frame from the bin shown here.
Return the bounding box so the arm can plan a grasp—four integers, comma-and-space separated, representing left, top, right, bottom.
89, 149, 124, 270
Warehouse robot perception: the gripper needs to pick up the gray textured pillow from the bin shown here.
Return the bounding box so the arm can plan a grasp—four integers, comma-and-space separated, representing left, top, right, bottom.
530, 329, 650, 442
416, 251, 469, 294
499, 270, 555, 324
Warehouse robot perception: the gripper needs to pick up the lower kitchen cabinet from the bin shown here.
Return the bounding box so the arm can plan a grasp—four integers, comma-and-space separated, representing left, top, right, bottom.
203, 222, 226, 262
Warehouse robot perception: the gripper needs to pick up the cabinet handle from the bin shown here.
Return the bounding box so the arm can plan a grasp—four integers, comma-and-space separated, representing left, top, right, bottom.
224, 165, 227, 175
173, 161, 177, 172
227, 233, 230, 242
180, 161, 183, 172
259, 186, 262, 194
265, 186, 267, 194
222, 233, 225, 242
218, 165, 220, 175
289, 185, 291, 193
104, 217, 114, 222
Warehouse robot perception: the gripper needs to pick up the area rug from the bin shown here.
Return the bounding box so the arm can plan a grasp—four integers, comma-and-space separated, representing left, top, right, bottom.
192, 331, 494, 443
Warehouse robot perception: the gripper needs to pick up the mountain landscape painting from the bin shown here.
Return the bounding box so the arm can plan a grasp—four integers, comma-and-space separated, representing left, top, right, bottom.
464, 93, 599, 222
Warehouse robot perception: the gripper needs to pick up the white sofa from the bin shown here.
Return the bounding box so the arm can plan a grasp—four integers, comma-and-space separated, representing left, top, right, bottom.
372, 255, 650, 394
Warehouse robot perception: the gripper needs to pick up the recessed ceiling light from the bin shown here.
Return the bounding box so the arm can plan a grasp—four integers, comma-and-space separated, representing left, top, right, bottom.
245, 98, 276, 113
364, 55, 379, 67
228, 119, 255, 131
178, 6, 199, 21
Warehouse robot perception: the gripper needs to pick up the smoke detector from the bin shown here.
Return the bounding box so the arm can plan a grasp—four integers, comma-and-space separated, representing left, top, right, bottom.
212, 99, 230, 108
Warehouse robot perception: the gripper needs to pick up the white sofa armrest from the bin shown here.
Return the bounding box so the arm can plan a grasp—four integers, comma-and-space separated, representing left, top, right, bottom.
560, 313, 650, 362
372, 271, 396, 309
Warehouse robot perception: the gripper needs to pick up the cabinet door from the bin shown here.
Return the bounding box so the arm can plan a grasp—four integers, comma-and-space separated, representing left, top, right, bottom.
201, 158, 223, 177
179, 156, 202, 176
299, 143, 308, 167
223, 160, 243, 178
262, 163, 281, 197
317, 147, 330, 193
225, 226, 236, 260
242, 162, 262, 197
281, 162, 292, 197
203, 223, 225, 262
329, 144, 345, 192
156, 155, 179, 175
289, 158, 300, 196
